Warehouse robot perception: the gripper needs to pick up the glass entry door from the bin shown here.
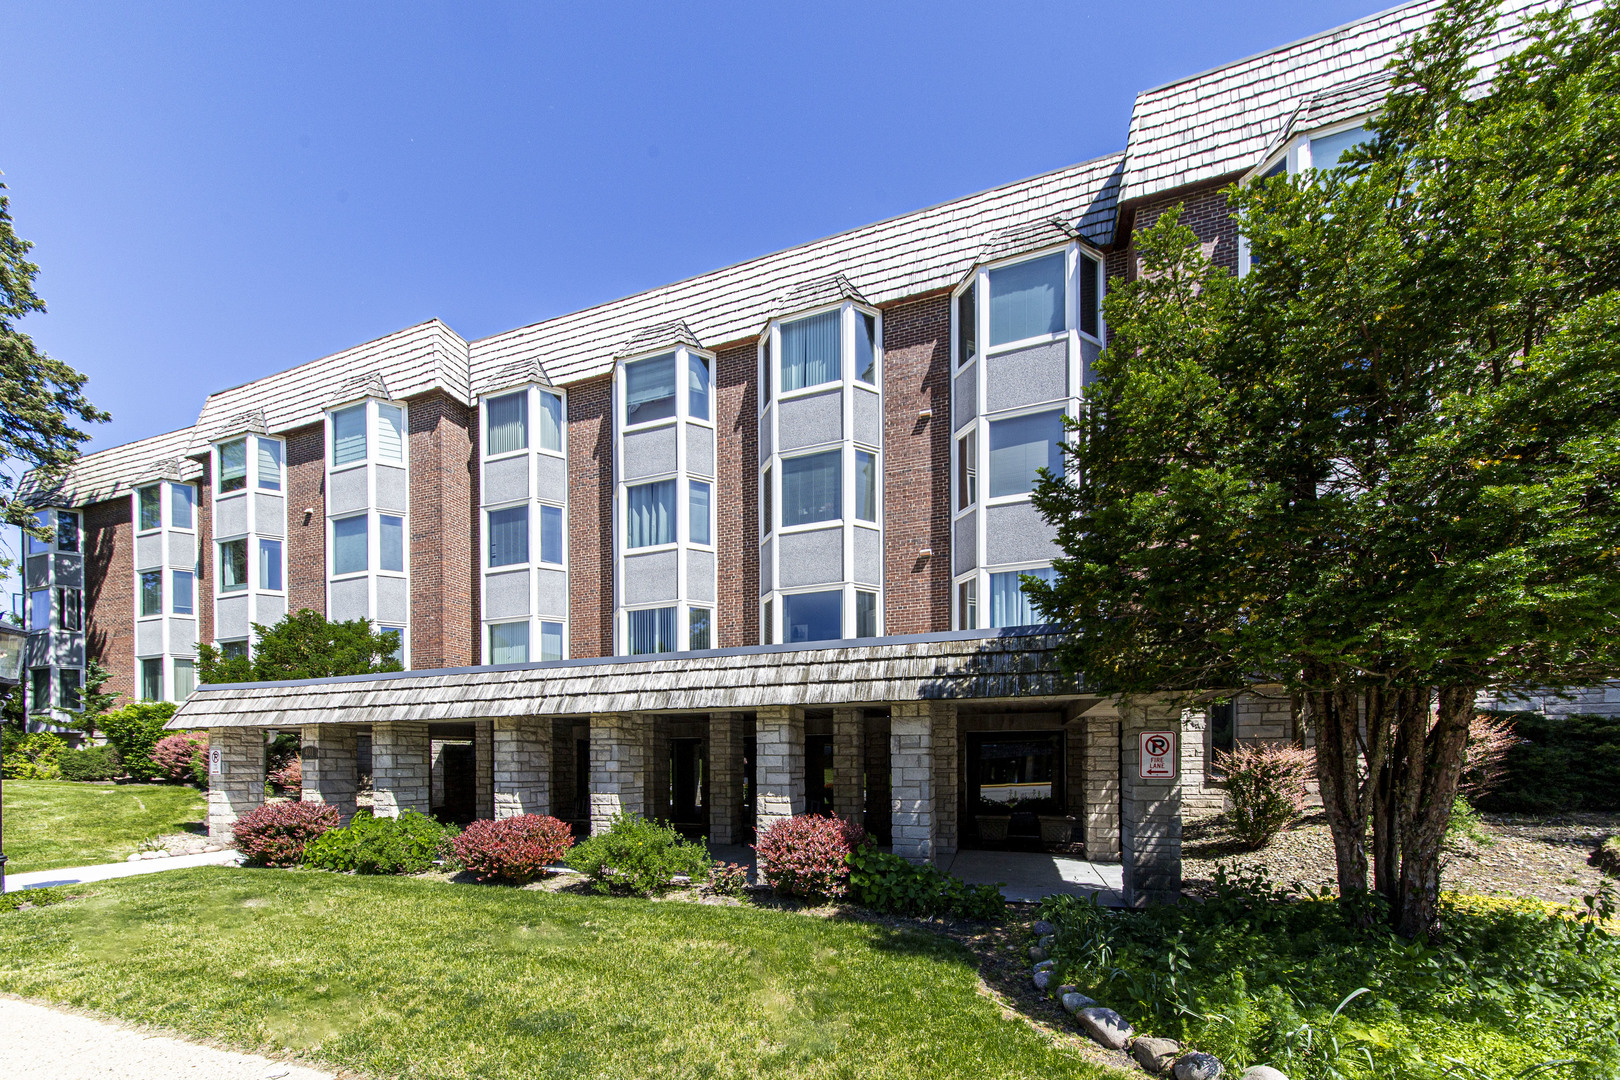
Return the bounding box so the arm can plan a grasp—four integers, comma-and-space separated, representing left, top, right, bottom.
968, 731, 1064, 839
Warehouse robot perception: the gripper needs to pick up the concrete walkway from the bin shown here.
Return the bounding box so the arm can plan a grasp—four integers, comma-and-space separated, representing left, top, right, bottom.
3, 849, 243, 892
0, 997, 336, 1079
944, 849, 1124, 905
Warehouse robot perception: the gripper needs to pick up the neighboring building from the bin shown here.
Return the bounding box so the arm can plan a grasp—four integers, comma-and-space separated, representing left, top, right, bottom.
23, 0, 1590, 903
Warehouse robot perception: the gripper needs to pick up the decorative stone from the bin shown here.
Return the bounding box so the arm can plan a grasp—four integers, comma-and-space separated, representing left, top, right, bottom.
126, 854, 143, 862
1032, 969, 1053, 991
1076, 1007, 1133, 1050
1174, 1052, 1223, 1080
1029, 946, 1048, 962
1033, 959, 1055, 972
1241, 1068, 1288, 1080
1056, 984, 1079, 997
1038, 934, 1056, 950
1133, 1037, 1182, 1074
1061, 992, 1097, 1014
1032, 920, 1055, 935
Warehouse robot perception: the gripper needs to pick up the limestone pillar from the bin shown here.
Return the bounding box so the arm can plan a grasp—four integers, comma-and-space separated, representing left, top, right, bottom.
889, 703, 935, 863
832, 707, 865, 823
753, 705, 805, 836
475, 719, 494, 820
300, 724, 358, 823
371, 721, 430, 819
207, 727, 264, 840
1118, 697, 1184, 907
708, 711, 743, 845
648, 714, 671, 822
1083, 711, 1121, 860
589, 712, 649, 834
493, 717, 551, 818
931, 704, 959, 857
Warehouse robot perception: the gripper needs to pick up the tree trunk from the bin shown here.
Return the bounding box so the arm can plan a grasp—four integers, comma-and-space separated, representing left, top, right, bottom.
1307, 679, 1369, 895
1392, 685, 1475, 939
1370, 688, 1418, 899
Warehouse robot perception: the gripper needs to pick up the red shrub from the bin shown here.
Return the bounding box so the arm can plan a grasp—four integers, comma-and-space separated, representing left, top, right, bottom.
754, 814, 868, 899
151, 731, 208, 782
451, 815, 575, 884
1460, 714, 1516, 800
233, 801, 340, 866
269, 757, 303, 794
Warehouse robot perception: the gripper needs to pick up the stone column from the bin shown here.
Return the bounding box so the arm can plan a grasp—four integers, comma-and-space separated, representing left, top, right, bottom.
832, 707, 865, 823
753, 705, 805, 836
475, 719, 494, 820
708, 711, 743, 845
648, 714, 671, 822
890, 703, 936, 863
207, 727, 265, 840
300, 724, 358, 823
1118, 697, 1184, 907
931, 704, 959, 857
493, 717, 551, 818
589, 712, 648, 834
1082, 708, 1122, 860
371, 721, 430, 819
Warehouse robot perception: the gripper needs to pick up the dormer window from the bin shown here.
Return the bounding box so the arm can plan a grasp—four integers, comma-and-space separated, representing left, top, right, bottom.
56, 511, 79, 553
988, 252, 1066, 347
331, 405, 367, 466
625, 353, 677, 426
781, 310, 841, 391
257, 440, 283, 491
220, 439, 248, 493
138, 486, 162, 532
487, 391, 528, 455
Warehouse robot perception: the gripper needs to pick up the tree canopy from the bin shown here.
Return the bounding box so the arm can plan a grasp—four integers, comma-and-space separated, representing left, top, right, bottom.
197, 609, 405, 684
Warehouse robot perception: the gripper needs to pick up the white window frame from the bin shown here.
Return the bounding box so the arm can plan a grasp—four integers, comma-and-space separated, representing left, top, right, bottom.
1239, 116, 1370, 276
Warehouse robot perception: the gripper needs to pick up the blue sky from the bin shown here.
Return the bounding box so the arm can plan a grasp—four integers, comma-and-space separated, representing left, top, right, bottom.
2, 0, 1393, 454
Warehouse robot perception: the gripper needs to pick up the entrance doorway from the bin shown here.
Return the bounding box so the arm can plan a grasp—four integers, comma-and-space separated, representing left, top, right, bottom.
435, 741, 477, 824
670, 737, 705, 825
805, 734, 834, 816
966, 730, 1065, 848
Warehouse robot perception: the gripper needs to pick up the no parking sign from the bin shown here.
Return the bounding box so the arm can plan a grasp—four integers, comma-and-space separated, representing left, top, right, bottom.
1139, 731, 1176, 780
209, 746, 223, 776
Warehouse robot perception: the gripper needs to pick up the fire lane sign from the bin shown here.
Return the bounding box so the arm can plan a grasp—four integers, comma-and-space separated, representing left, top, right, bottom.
1139, 731, 1177, 780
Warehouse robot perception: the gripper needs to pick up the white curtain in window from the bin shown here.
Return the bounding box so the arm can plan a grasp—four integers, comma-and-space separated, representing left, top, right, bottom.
173, 660, 196, 700
780, 310, 841, 391
538, 391, 563, 451
332, 516, 368, 575
487, 392, 528, 455
257, 438, 283, 490
626, 480, 675, 548
539, 621, 564, 661
332, 406, 367, 466
628, 607, 676, 655
988, 411, 1065, 497
491, 621, 529, 664
989, 566, 1056, 628
626, 354, 677, 425
488, 506, 528, 567
377, 404, 405, 463
781, 450, 841, 526
989, 252, 1065, 346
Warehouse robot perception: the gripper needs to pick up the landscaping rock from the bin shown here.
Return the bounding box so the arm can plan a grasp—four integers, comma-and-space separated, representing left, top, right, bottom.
1174, 1051, 1223, 1080
1076, 1007, 1133, 1050
1029, 945, 1048, 962
1038, 934, 1056, 950
1241, 1067, 1289, 1080
1056, 984, 1079, 997
1034, 959, 1055, 972
1032, 969, 1053, 991
1032, 920, 1055, 935
1060, 992, 1097, 1015
1133, 1037, 1182, 1074
126, 854, 143, 862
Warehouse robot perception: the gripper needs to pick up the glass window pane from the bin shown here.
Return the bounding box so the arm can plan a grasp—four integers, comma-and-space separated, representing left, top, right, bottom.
257, 438, 283, 490
762, 465, 773, 536
332, 405, 367, 466
988, 410, 1065, 497
989, 252, 1066, 346
488, 506, 528, 567
989, 566, 1056, 628
1080, 255, 1101, 339
689, 481, 711, 546
487, 391, 528, 456
856, 312, 877, 384
220, 439, 248, 492
856, 591, 877, 638
171, 483, 195, 529
140, 570, 163, 616
781, 450, 841, 527
959, 577, 977, 630
783, 590, 842, 644
688, 354, 710, 420
30, 668, 49, 712
628, 607, 677, 655
27, 590, 49, 631
538, 391, 563, 452
221, 539, 249, 591
27, 511, 50, 554
625, 353, 677, 425
490, 621, 530, 664
957, 432, 977, 509
539, 621, 564, 661
1310, 125, 1368, 171
540, 505, 564, 565
258, 539, 283, 591
763, 598, 773, 646
761, 336, 772, 405
855, 451, 877, 522
172, 570, 194, 615
174, 659, 196, 699
139, 487, 161, 531
140, 659, 161, 701
59, 669, 81, 709
379, 515, 404, 572
780, 310, 841, 392
626, 480, 675, 548
380, 627, 405, 665
56, 512, 79, 552
58, 588, 82, 631
222, 640, 249, 660
333, 516, 368, 575
956, 284, 976, 365
377, 404, 405, 463
689, 608, 711, 651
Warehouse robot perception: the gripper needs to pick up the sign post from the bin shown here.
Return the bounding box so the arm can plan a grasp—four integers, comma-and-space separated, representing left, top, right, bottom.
1138, 731, 1176, 780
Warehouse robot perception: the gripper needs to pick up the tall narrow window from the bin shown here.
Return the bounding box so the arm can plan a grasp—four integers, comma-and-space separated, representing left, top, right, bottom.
956, 284, 976, 366
762, 465, 773, 536
60, 668, 82, 709
761, 336, 772, 406
220, 539, 249, 591
959, 578, 977, 630
780, 311, 841, 391
27, 511, 50, 554
331, 405, 367, 466
539, 621, 564, 661
1080, 254, 1101, 339
488, 507, 529, 567
28, 589, 48, 631
689, 354, 710, 420
988, 410, 1065, 497
689, 608, 711, 651
783, 590, 841, 644
170, 483, 195, 529
540, 505, 564, 565
689, 481, 711, 545
627, 607, 677, 655
377, 403, 405, 463
140, 659, 162, 701
855, 451, 877, 523
856, 590, 878, 638
539, 390, 563, 451
763, 598, 774, 646
957, 432, 977, 509
138, 487, 161, 531
257, 439, 283, 490
379, 515, 404, 572
856, 312, 877, 384
625, 353, 677, 425
626, 480, 675, 548
140, 570, 163, 616
332, 516, 368, 575
487, 391, 528, 455
380, 627, 405, 666
58, 587, 82, 631
57, 512, 79, 553
988, 252, 1066, 346
219, 439, 248, 493
29, 668, 49, 713
490, 621, 529, 664
173, 659, 196, 699
781, 450, 841, 527
988, 566, 1057, 628
172, 570, 194, 615
258, 540, 283, 591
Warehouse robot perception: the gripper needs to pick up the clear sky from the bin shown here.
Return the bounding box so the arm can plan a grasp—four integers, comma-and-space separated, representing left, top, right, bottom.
2, 0, 1395, 455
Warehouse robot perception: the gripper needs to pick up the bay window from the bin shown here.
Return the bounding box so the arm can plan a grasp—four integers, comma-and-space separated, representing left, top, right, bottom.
141, 571, 162, 616
490, 621, 529, 664
331, 405, 367, 466
989, 566, 1058, 628
539, 622, 564, 661
628, 607, 677, 655
688, 354, 710, 421
220, 540, 249, 591
257, 439, 283, 490
855, 452, 877, 523
487, 391, 528, 455
625, 353, 677, 426
173, 570, 194, 615
783, 590, 841, 645
332, 516, 368, 575
488, 507, 528, 567
781, 450, 841, 527
171, 483, 195, 529
689, 608, 711, 651
219, 439, 248, 493
540, 505, 564, 565
258, 540, 282, 591
780, 310, 841, 391
689, 482, 711, 546
538, 390, 563, 451
380, 515, 405, 572
626, 480, 675, 548
988, 410, 1066, 497
139, 486, 161, 531
988, 252, 1066, 346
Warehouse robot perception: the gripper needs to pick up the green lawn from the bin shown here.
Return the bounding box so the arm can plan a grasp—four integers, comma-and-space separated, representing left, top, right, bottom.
1, 780, 207, 873
0, 868, 1116, 1080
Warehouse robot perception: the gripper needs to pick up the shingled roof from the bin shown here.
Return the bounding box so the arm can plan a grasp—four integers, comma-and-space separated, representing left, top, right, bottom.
169, 628, 1086, 729
18, 424, 204, 509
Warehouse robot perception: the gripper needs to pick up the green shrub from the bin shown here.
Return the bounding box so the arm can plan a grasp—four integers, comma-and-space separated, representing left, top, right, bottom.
301, 810, 457, 874
1478, 711, 1620, 812
1444, 795, 1496, 849
2, 732, 66, 779
566, 813, 711, 896
846, 846, 1004, 920
56, 743, 123, 782
100, 701, 180, 781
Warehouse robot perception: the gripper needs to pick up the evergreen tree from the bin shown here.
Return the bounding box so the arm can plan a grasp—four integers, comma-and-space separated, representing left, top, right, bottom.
197, 609, 404, 684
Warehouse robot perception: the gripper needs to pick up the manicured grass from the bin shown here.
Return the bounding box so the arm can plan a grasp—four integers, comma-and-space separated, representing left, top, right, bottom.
1, 780, 207, 873
0, 868, 1115, 1080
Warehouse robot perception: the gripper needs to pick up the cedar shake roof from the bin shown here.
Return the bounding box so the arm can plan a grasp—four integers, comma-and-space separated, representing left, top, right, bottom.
18, 424, 204, 508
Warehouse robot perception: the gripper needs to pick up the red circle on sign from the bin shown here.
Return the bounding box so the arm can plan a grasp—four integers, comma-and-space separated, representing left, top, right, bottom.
1145, 735, 1171, 756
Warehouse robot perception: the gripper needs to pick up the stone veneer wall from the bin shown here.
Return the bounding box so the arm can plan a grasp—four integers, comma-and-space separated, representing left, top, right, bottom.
207, 727, 264, 839
832, 708, 865, 822
1083, 713, 1121, 860
1118, 699, 1185, 907
708, 712, 743, 844
889, 702, 936, 862
300, 724, 358, 823
589, 712, 647, 832
372, 721, 430, 818
754, 706, 805, 836
492, 717, 550, 817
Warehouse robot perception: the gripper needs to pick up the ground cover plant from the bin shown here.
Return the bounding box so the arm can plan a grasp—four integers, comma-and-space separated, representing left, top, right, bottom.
0, 779, 206, 873
847, 847, 1005, 921
1040, 870, 1620, 1080
300, 810, 455, 874
0, 868, 1112, 1080
566, 812, 711, 895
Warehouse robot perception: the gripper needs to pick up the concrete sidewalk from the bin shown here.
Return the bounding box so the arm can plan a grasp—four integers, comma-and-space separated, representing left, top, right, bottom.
4, 849, 243, 892
944, 849, 1125, 904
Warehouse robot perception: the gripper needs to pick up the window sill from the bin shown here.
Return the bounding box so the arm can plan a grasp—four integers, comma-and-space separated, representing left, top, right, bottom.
985, 331, 1069, 356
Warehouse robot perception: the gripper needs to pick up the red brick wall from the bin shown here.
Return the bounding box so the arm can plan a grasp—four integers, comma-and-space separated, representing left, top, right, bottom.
407, 390, 477, 669
82, 496, 135, 701
1127, 182, 1240, 277
880, 294, 953, 635
567, 375, 615, 658
714, 342, 759, 647
284, 422, 327, 618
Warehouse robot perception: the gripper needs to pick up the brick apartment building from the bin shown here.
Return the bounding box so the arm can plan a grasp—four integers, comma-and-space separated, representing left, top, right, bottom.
21, 0, 1584, 903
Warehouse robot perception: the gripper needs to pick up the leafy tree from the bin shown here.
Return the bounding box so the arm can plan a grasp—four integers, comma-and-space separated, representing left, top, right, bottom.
197, 609, 404, 684
1029, 0, 1620, 938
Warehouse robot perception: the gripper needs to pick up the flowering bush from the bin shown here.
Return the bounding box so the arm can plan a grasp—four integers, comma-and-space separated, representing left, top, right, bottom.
1213, 741, 1312, 850
754, 814, 867, 900
232, 801, 340, 866
567, 813, 711, 895
707, 862, 750, 897
151, 731, 208, 782
1459, 713, 1516, 800
268, 757, 303, 794
451, 814, 574, 883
